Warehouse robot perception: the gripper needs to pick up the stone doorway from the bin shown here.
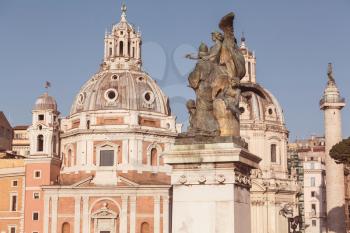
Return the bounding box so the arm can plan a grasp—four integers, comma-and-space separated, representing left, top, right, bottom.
91, 203, 119, 233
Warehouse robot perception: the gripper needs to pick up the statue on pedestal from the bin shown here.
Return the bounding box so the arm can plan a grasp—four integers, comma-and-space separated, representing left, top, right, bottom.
185, 12, 246, 137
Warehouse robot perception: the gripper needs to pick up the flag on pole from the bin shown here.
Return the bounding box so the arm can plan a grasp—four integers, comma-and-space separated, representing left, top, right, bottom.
44, 81, 51, 89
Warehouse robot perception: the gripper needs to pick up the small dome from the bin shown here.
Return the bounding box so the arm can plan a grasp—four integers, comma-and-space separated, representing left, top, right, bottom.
33, 93, 57, 111
70, 70, 170, 116
239, 83, 285, 124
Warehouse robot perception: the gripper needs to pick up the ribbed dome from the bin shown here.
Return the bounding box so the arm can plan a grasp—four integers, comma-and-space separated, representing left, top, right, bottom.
70, 70, 170, 116
239, 83, 285, 124
33, 93, 57, 111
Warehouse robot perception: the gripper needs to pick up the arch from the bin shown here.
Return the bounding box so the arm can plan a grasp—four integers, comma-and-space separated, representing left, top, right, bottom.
119, 41, 124, 56
141, 222, 150, 233
146, 143, 163, 166
64, 144, 76, 167
150, 148, 158, 166
89, 198, 121, 214
37, 135, 44, 152
270, 143, 277, 163
62, 222, 70, 233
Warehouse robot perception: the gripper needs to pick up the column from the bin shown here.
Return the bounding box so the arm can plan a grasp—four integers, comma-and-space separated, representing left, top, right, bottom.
154, 195, 160, 233
130, 196, 137, 233
82, 196, 89, 233
51, 196, 58, 233
120, 195, 128, 233
74, 196, 81, 233
43, 195, 50, 233
162, 196, 169, 233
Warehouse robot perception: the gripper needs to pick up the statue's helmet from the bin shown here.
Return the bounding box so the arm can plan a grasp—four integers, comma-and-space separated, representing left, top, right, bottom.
198, 42, 209, 57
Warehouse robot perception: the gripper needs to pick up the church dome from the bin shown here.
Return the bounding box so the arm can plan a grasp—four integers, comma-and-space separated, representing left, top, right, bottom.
33, 93, 57, 111
70, 70, 170, 116
239, 82, 285, 125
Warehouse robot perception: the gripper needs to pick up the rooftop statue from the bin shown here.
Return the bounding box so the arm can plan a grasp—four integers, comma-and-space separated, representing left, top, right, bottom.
185, 12, 246, 137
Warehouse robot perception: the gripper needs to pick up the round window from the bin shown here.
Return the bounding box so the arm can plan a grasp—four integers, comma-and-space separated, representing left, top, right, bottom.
104, 88, 118, 102
268, 108, 273, 115
78, 93, 85, 105
239, 107, 245, 114
143, 91, 155, 104
111, 74, 119, 80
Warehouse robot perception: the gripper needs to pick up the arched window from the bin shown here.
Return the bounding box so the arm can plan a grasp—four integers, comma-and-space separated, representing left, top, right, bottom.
119, 41, 124, 56
132, 47, 135, 58
86, 120, 90, 130
68, 149, 72, 167
271, 144, 277, 163
37, 135, 44, 152
141, 222, 150, 233
62, 222, 70, 233
109, 47, 112, 56
128, 41, 131, 56
151, 148, 157, 166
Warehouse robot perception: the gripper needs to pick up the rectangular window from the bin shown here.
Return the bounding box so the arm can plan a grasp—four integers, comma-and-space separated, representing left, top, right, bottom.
100, 150, 114, 166
33, 192, 40, 199
12, 180, 18, 187
311, 177, 316, 187
33, 212, 39, 221
11, 194, 17, 211
311, 191, 315, 197
34, 170, 41, 179
271, 144, 277, 163
38, 114, 44, 121
9, 227, 16, 233
312, 204, 316, 210
312, 220, 316, 226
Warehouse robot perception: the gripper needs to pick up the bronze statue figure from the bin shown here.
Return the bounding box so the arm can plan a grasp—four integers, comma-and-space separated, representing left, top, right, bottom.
185, 12, 246, 137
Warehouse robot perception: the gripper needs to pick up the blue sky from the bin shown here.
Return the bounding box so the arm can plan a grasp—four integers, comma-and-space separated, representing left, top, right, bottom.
0, 0, 349, 141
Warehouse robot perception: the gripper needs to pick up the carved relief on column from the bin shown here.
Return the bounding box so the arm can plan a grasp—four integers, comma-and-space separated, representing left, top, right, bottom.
154, 195, 160, 233
130, 196, 137, 233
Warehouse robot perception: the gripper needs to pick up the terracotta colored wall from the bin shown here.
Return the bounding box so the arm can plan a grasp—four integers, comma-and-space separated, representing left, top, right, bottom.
0, 174, 24, 233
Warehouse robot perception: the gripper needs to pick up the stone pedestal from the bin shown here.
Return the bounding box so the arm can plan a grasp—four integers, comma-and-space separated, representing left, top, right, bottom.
163, 138, 261, 233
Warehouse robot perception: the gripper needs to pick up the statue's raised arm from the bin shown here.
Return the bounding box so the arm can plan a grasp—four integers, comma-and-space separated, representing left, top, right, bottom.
219, 12, 246, 79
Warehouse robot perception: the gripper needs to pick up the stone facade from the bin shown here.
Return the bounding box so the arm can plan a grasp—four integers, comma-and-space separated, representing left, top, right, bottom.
238, 38, 299, 233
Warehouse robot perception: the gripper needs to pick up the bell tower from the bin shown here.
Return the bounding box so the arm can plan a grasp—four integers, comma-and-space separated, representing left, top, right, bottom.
103, 3, 142, 71
24, 91, 61, 233
239, 34, 256, 83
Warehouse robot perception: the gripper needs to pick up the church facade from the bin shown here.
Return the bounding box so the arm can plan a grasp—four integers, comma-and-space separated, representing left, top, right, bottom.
0, 5, 299, 233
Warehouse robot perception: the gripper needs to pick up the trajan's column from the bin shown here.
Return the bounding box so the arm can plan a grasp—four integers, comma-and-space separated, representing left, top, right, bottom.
320, 63, 346, 233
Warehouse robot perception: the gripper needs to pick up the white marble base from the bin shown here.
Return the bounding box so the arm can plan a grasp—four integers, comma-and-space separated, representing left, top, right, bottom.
164, 141, 260, 233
